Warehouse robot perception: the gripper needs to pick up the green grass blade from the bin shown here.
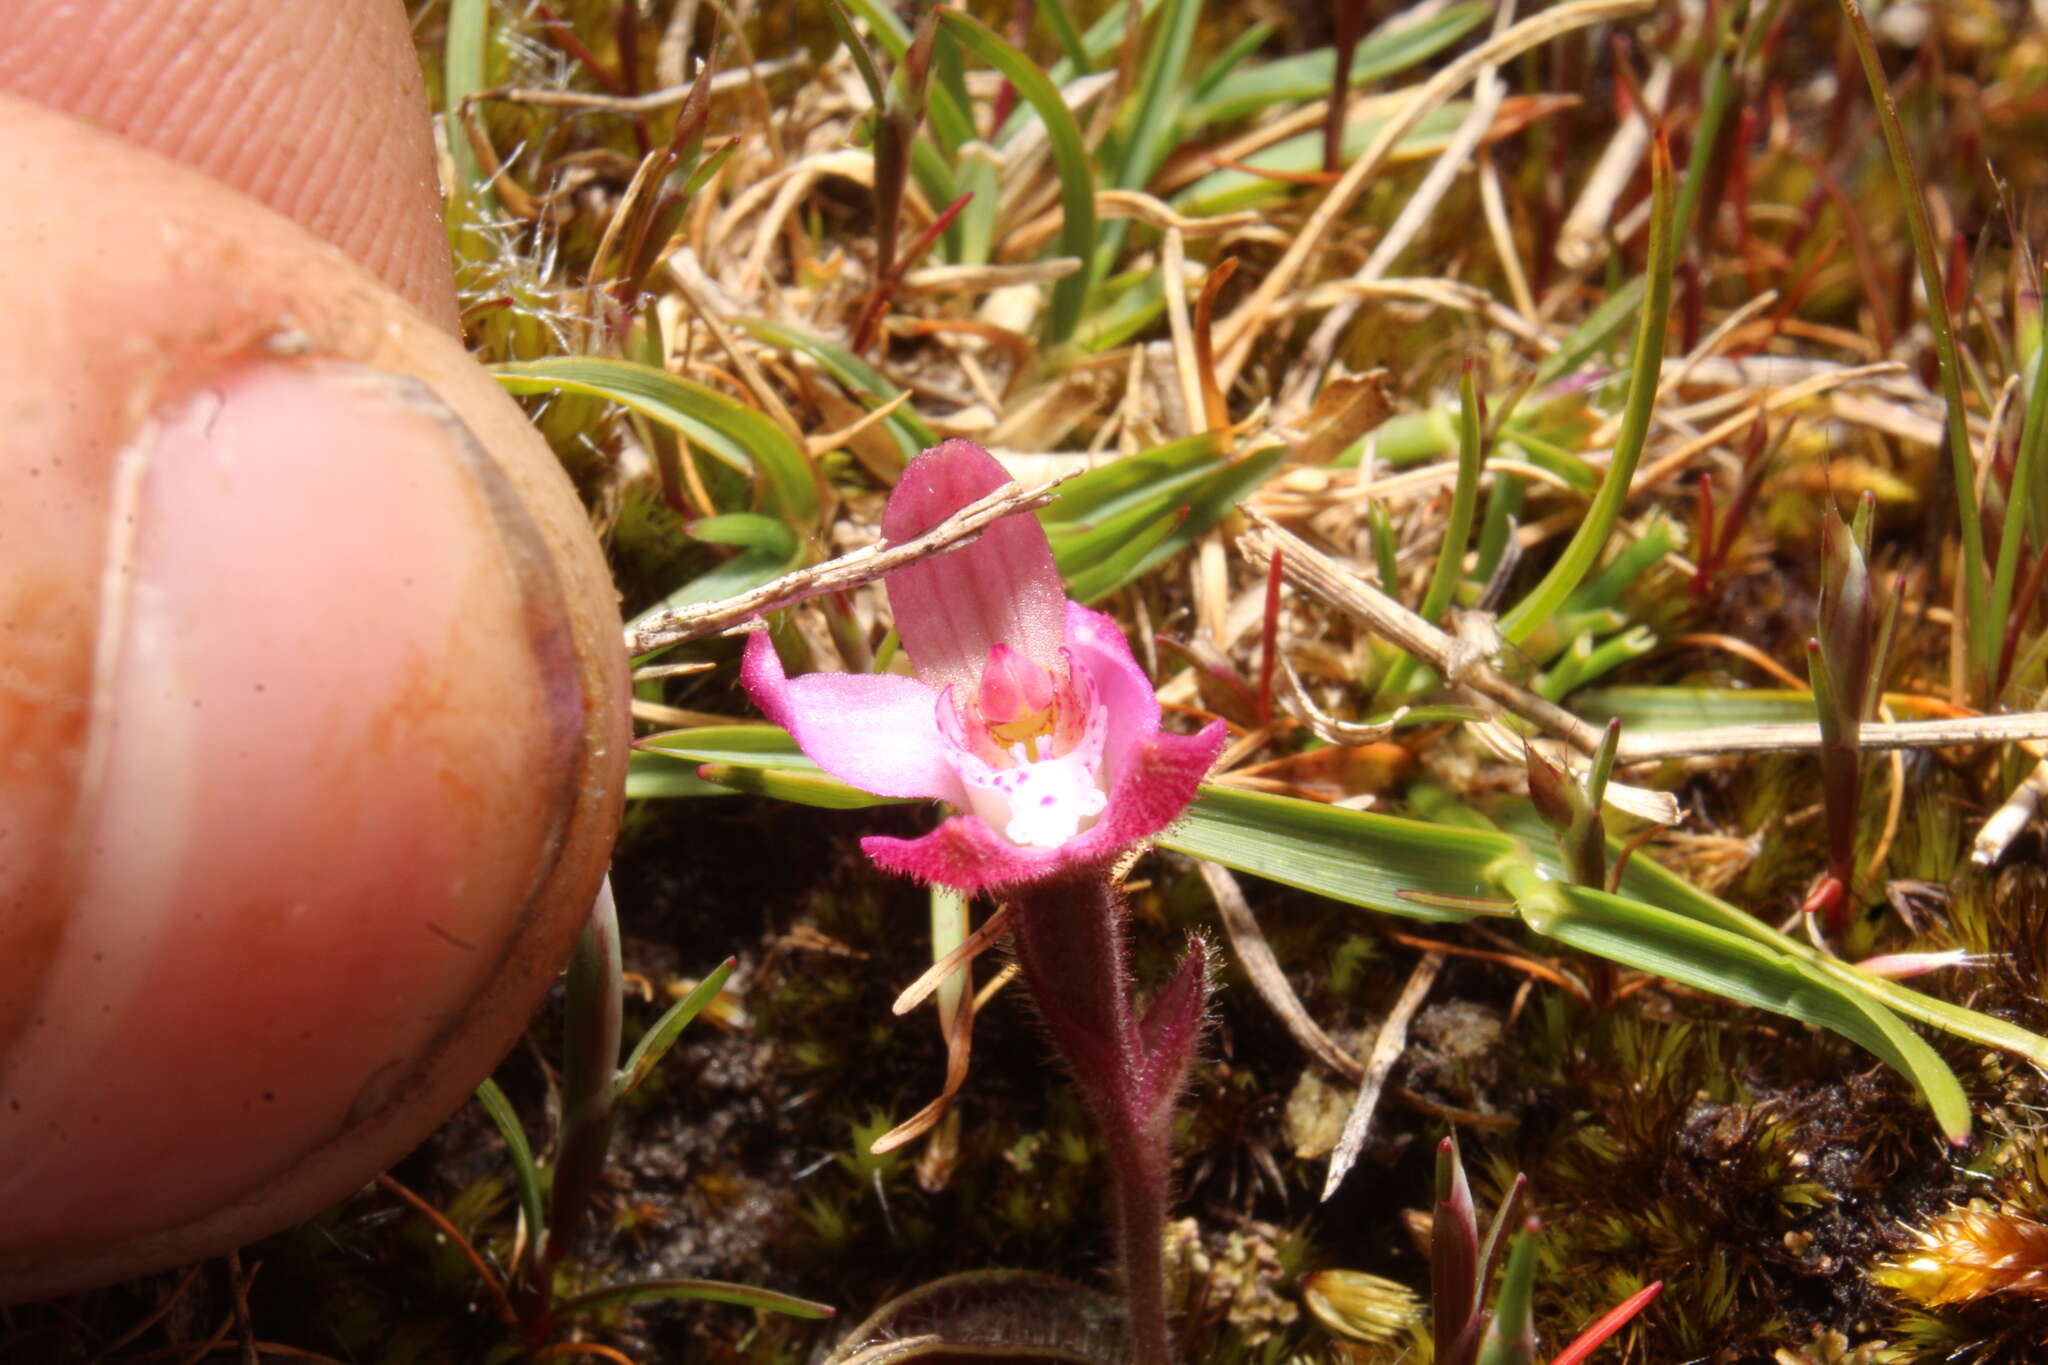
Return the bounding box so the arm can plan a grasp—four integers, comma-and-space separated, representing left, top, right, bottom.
1040, 431, 1224, 524
1186, 4, 1485, 129
836, 0, 975, 153
1037, 0, 1091, 71
1838, 0, 1992, 688
443, 0, 492, 209
625, 515, 805, 635
472, 1078, 545, 1250
1053, 445, 1287, 598
1382, 368, 1485, 697
1171, 102, 1493, 217
938, 10, 1098, 345
617, 958, 737, 1097
494, 358, 819, 528
1067, 0, 1165, 76
738, 318, 939, 456
694, 763, 908, 808
637, 725, 816, 768
1532, 276, 1647, 388
1497, 140, 1674, 646
822, 0, 887, 111
1993, 346, 2048, 672
555, 1277, 836, 1320
1585, 821, 2048, 1070
1113, 0, 1200, 195
1161, 786, 1521, 923
626, 749, 728, 799
1191, 23, 1276, 105
636, 727, 908, 809
1503, 870, 1972, 1141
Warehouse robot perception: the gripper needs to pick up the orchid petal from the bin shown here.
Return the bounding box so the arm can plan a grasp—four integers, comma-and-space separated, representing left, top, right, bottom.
882, 440, 1067, 690
741, 631, 968, 804
1087, 723, 1228, 854
862, 818, 1069, 892
861, 721, 1225, 893
1062, 601, 1164, 774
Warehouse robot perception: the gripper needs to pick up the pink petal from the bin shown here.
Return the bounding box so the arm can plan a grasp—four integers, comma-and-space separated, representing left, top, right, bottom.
863, 817, 1068, 892
861, 721, 1226, 893
1062, 601, 1163, 773
1087, 722, 1228, 854
882, 440, 1067, 690
740, 631, 968, 804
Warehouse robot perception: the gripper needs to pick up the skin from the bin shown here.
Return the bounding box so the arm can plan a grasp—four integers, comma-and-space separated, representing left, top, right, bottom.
0, 1, 629, 1299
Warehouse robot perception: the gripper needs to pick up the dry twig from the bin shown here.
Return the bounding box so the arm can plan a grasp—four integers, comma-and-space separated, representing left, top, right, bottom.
1322, 953, 1442, 1200
627, 472, 1074, 653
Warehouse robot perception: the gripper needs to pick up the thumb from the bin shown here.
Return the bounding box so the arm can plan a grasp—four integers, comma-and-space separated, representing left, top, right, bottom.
0, 95, 626, 1298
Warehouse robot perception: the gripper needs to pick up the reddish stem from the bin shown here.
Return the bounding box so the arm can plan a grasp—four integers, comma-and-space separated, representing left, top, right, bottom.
1008, 873, 1183, 1365
1324, 0, 1367, 175
1257, 550, 1283, 727
853, 190, 975, 354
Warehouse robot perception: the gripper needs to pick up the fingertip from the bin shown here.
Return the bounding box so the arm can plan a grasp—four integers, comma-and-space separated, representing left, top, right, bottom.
0, 358, 587, 1249
0, 0, 459, 330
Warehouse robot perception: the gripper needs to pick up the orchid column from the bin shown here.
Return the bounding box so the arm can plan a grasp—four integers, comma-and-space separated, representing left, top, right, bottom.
744, 441, 1226, 1365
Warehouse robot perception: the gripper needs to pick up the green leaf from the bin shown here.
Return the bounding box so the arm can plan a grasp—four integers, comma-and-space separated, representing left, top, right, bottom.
836, 0, 976, 152
1190, 23, 1276, 105
555, 1276, 836, 1320
638, 724, 818, 768
1498, 139, 1675, 646
1162, 786, 1519, 923
1474, 1224, 1541, 1365
623, 515, 805, 644
473, 1078, 545, 1249
627, 749, 729, 799
1171, 102, 1493, 217
1051, 443, 1287, 600
1575, 685, 1816, 731
1113, 0, 1201, 196
1186, 4, 1486, 129
823, 0, 887, 110
636, 726, 909, 809
738, 318, 939, 456
443, 0, 492, 207
493, 357, 819, 527
695, 762, 911, 809
1503, 869, 1972, 1142
1037, 0, 1091, 71
617, 958, 737, 1097
938, 10, 1099, 345
1531, 276, 1648, 388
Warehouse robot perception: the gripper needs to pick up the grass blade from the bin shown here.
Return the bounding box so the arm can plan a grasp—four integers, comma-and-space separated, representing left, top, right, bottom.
617, 958, 737, 1097
1501, 868, 1972, 1142
1185, 4, 1486, 129
1161, 786, 1520, 923
494, 357, 820, 528
937, 10, 1099, 345
1498, 136, 1674, 646
473, 1077, 545, 1254
555, 1276, 836, 1320
1837, 0, 1991, 687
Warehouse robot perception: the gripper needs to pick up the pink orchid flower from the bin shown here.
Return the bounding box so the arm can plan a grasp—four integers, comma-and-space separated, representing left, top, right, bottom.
742, 440, 1226, 893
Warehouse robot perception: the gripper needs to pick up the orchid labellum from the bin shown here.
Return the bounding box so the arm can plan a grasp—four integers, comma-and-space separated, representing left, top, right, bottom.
744, 440, 1225, 1365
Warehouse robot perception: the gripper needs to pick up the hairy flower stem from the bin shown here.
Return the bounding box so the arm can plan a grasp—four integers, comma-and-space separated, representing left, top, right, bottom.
1009, 872, 1193, 1365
